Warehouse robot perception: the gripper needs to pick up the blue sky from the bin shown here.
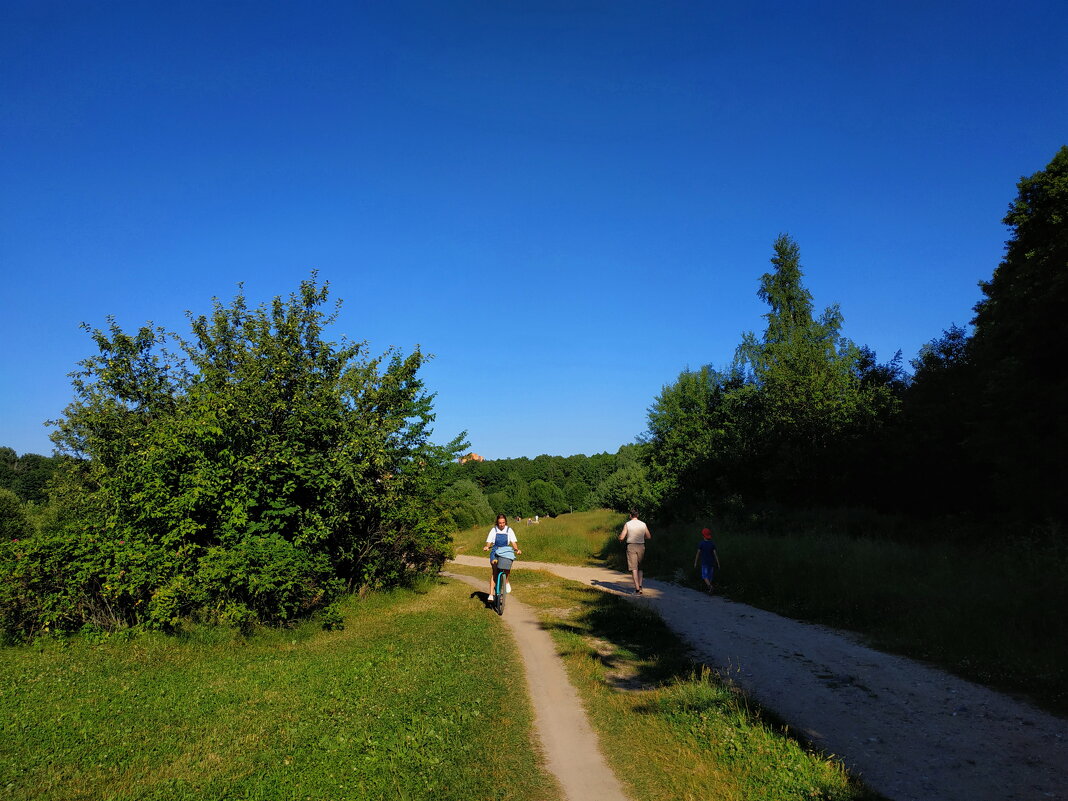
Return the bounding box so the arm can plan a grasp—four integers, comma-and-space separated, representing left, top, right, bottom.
2, 1, 1065, 460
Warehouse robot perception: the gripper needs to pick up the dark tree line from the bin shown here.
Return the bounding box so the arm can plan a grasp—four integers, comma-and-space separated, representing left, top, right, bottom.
644, 146, 1068, 532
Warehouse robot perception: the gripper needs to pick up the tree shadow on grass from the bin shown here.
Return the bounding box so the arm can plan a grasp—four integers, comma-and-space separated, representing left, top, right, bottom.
538, 581, 885, 800
541, 582, 703, 688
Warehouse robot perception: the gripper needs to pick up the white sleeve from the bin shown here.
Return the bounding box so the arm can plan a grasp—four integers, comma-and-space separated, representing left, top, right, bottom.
507, 527, 518, 544
486, 529, 496, 544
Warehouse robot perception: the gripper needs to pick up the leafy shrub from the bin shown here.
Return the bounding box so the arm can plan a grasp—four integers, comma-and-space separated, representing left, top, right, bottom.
0, 488, 32, 542
0, 278, 463, 639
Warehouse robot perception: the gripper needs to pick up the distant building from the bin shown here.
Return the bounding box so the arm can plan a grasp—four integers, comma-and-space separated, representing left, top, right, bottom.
459, 452, 485, 464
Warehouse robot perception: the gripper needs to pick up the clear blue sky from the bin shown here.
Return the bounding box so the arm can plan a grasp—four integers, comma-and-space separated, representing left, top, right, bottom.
2, 1, 1065, 460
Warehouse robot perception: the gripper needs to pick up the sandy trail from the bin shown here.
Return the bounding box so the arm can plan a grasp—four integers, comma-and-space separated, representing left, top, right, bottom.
444, 570, 630, 801
450, 554, 1067, 801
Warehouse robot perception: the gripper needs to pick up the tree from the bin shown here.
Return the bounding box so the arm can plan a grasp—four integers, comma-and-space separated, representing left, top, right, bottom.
643, 365, 748, 516
563, 479, 589, 512
0, 489, 32, 542
892, 325, 986, 513
734, 234, 871, 502
436, 479, 493, 531
529, 479, 567, 517
968, 146, 1068, 518
3, 277, 462, 637
595, 461, 654, 514
643, 235, 900, 515
0, 450, 60, 505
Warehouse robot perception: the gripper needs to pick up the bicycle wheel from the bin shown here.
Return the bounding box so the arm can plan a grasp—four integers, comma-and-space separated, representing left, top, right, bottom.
495, 571, 506, 616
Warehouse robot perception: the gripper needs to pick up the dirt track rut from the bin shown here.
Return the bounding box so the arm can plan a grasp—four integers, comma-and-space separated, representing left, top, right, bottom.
445, 570, 630, 801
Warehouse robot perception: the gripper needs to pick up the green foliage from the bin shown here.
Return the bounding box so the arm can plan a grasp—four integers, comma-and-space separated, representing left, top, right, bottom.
735, 234, 878, 500
0, 489, 32, 542
645, 235, 890, 515
892, 325, 985, 513
562, 478, 589, 512
450, 448, 630, 518
1, 278, 461, 639
967, 145, 1068, 519
879, 145, 1068, 524
435, 479, 493, 531
0, 449, 60, 505
594, 460, 655, 514
644, 365, 748, 517
529, 478, 568, 516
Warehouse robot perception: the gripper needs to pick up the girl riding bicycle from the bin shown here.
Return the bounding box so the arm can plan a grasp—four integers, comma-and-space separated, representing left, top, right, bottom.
483, 514, 522, 602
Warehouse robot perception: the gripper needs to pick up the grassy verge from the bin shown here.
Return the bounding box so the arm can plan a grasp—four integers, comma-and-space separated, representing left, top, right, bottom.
452, 509, 626, 564
643, 513, 1068, 715
0, 580, 560, 801
449, 562, 878, 801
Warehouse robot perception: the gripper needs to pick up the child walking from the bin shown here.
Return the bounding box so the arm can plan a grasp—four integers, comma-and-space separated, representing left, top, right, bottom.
694, 527, 721, 594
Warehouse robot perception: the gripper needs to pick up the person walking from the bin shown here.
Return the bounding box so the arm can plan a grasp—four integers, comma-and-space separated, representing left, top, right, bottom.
618, 509, 651, 594
694, 527, 721, 593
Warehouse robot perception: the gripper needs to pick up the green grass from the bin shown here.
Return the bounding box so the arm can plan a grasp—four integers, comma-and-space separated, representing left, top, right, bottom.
449, 562, 878, 801
644, 512, 1068, 715
0, 580, 560, 801
452, 509, 626, 565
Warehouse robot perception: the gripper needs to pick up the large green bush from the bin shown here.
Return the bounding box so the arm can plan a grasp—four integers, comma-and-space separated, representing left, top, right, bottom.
0, 278, 462, 639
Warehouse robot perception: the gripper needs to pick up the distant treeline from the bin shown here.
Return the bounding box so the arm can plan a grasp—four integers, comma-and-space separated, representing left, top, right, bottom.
0, 448, 59, 506
643, 146, 1067, 533
436, 446, 649, 530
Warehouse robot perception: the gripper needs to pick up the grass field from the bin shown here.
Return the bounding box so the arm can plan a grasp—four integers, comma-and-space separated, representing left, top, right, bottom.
452, 509, 626, 564
448, 561, 877, 801
0, 581, 560, 801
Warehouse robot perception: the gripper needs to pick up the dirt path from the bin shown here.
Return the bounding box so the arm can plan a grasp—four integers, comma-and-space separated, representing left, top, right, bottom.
444, 570, 630, 801
450, 555, 1067, 801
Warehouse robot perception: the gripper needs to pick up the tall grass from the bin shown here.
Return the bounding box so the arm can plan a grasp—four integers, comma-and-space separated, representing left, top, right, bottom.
0, 581, 560, 801
645, 511, 1068, 715
453, 509, 626, 565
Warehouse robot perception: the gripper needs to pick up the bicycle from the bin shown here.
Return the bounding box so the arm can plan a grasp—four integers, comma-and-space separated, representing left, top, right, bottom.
491, 558, 507, 616
489, 549, 517, 616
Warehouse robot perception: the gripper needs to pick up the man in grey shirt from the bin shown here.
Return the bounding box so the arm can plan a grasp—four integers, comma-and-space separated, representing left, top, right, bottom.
618, 509, 651, 594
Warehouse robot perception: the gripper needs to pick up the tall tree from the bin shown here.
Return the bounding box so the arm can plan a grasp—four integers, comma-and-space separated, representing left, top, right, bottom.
892, 325, 986, 514
643, 365, 748, 516
968, 146, 1068, 518
735, 234, 868, 501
